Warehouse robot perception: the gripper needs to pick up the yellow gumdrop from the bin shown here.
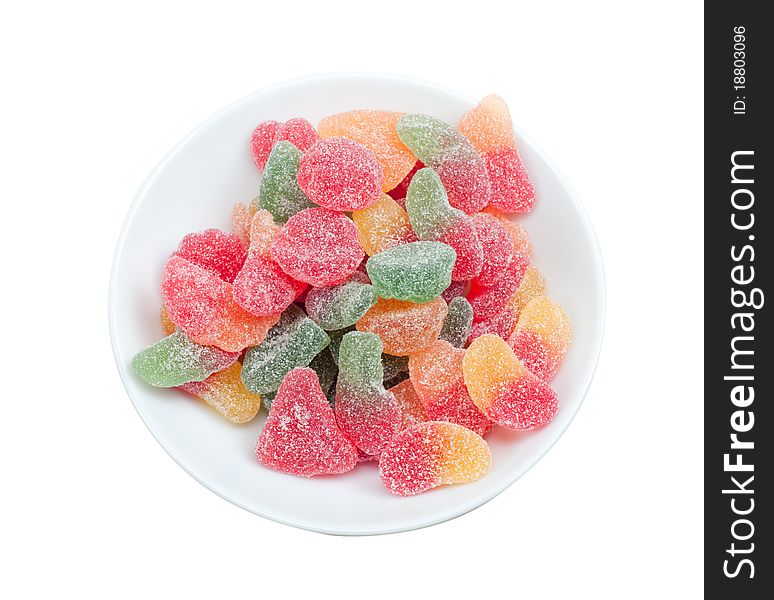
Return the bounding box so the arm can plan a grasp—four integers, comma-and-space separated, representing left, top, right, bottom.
462, 334, 526, 411
515, 296, 571, 355
248, 209, 281, 258
318, 110, 416, 192
352, 194, 416, 256
458, 94, 516, 154
183, 362, 262, 423
507, 265, 547, 319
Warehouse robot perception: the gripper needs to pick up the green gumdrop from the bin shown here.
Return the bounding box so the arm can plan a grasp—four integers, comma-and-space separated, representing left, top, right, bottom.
439, 296, 474, 347
262, 349, 337, 410
258, 141, 315, 223
396, 114, 464, 165
405, 167, 458, 239
305, 281, 377, 330
382, 354, 409, 382
241, 304, 330, 394
132, 330, 235, 387
366, 241, 455, 303
337, 331, 384, 392
328, 325, 356, 365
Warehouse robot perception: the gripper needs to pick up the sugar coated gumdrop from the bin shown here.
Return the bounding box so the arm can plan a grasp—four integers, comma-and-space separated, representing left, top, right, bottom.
470, 212, 514, 287
160, 306, 176, 336
463, 334, 558, 430
508, 296, 571, 381
255, 367, 358, 477
172, 228, 248, 283
439, 296, 473, 348
388, 160, 424, 201
258, 141, 315, 223
247, 209, 282, 257
356, 296, 448, 357
396, 114, 490, 213
270, 208, 365, 286
250, 120, 282, 170
318, 110, 416, 192
408, 339, 492, 435
459, 96, 535, 213
241, 305, 330, 395
232, 250, 307, 316
388, 379, 428, 430
132, 330, 238, 388
231, 202, 252, 248
352, 194, 417, 256
305, 279, 377, 330
334, 331, 401, 456
161, 256, 279, 352
275, 118, 319, 153
180, 362, 262, 423
511, 265, 547, 318
262, 349, 338, 411
379, 422, 491, 496
297, 138, 383, 211
366, 241, 455, 303
405, 168, 483, 281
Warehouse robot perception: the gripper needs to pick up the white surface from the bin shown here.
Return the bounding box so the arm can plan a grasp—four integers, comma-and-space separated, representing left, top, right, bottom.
109, 74, 605, 535
0, 0, 703, 597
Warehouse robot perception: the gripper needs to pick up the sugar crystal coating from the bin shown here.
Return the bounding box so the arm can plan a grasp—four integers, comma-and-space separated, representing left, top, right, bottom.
508, 296, 571, 381
409, 339, 492, 435
233, 250, 307, 316
180, 362, 262, 423
248, 209, 282, 257
258, 141, 315, 223
378, 421, 491, 495
250, 120, 282, 170
270, 208, 365, 286
463, 334, 558, 430
297, 138, 383, 211
231, 202, 252, 248
356, 297, 448, 357
262, 349, 338, 410
304, 279, 377, 330
241, 305, 330, 394
255, 367, 358, 477
352, 194, 417, 256
318, 110, 416, 192
396, 114, 490, 213
389, 379, 428, 430
441, 280, 468, 303
132, 330, 238, 388
439, 296, 473, 348
161, 256, 279, 352
470, 212, 514, 287
172, 229, 248, 283
334, 332, 401, 455
405, 168, 483, 281
457, 94, 515, 154
275, 118, 320, 153
366, 241, 455, 303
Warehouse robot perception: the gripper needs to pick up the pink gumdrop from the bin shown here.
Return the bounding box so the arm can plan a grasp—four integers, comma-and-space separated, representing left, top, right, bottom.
255, 368, 358, 477
161, 256, 228, 339
435, 150, 491, 214
470, 213, 514, 287
172, 229, 248, 284
297, 138, 383, 211
276, 118, 319, 153
232, 250, 308, 316
250, 120, 282, 170
485, 147, 536, 213
271, 208, 365, 286
468, 251, 529, 322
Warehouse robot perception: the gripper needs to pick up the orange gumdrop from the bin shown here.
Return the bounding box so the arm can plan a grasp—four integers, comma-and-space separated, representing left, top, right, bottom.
458, 94, 516, 154
388, 379, 428, 430
248, 209, 281, 258
160, 306, 176, 336
231, 202, 252, 248
356, 297, 447, 356
351, 194, 417, 256
318, 110, 417, 193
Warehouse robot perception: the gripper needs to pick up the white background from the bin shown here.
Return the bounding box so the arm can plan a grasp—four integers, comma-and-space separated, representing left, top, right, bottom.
0, 1, 703, 598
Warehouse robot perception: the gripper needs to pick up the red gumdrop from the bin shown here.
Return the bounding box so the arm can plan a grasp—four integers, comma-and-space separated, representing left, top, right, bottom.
270, 208, 365, 286
275, 118, 319, 153
172, 229, 248, 284
297, 138, 383, 211
485, 147, 536, 213
232, 250, 307, 316
509, 329, 561, 382
250, 120, 282, 170
467, 251, 529, 322
423, 382, 494, 437
466, 304, 519, 344
435, 151, 491, 214
387, 160, 424, 200
161, 256, 228, 339
255, 368, 358, 477
470, 213, 514, 287
440, 218, 484, 282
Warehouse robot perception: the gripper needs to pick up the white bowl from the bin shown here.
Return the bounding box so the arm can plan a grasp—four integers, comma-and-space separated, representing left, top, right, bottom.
109, 74, 605, 535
